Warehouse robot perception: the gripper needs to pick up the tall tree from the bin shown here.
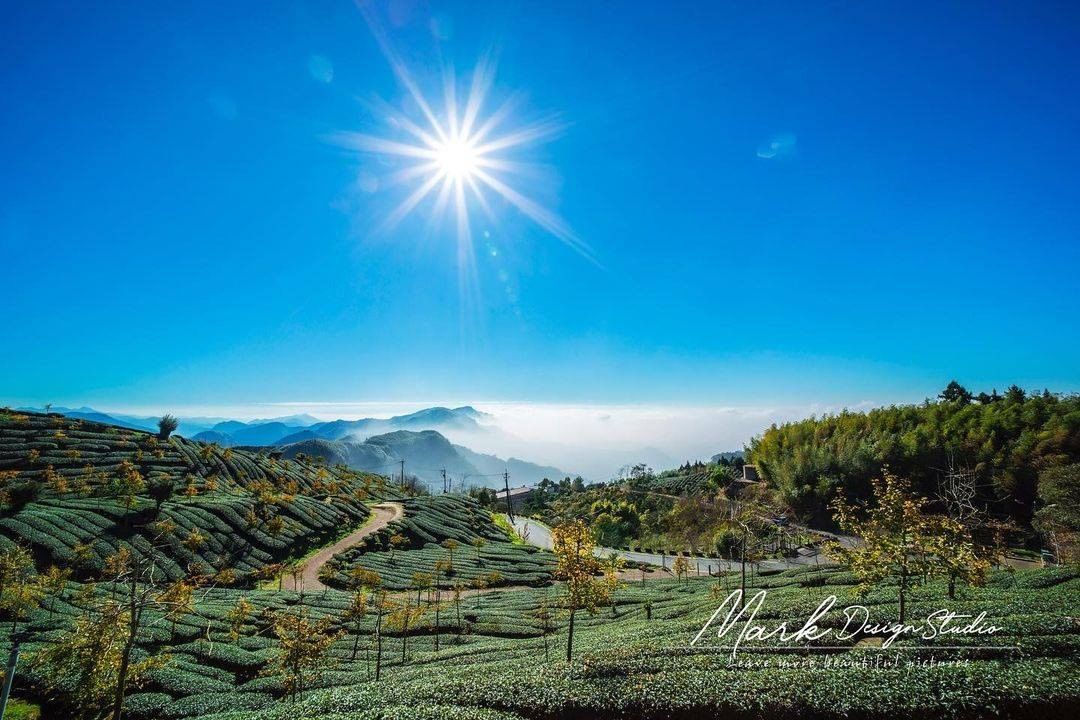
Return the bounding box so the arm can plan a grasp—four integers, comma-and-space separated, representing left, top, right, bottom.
551, 519, 616, 662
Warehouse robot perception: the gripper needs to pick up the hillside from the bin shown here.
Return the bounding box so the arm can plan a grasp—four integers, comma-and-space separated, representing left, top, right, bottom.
277, 430, 567, 490
747, 385, 1080, 527
0, 409, 387, 584
453, 443, 566, 486
322, 494, 553, 589
7, 562, 1077, 719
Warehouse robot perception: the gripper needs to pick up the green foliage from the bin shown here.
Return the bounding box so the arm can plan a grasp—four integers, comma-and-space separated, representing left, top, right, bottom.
157, 415, 180, 441
1, 699, 41, 720
747, 386, 1080, 526
1035, 463, 1080, 563
0, 411, 386, 584
2, 566, 1057, 720
323, 496, 553, 590
830, 472, 988, 619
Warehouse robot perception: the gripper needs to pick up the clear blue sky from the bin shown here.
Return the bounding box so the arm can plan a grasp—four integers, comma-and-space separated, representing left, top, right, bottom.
3, 0, 1079, 410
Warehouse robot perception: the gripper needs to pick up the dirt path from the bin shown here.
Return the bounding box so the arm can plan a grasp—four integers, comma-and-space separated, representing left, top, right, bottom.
283, 502, 404, 593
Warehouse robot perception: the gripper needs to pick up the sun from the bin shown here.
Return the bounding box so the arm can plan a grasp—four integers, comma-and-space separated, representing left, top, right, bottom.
331, 49, 595, 265
435, 138, 479, 180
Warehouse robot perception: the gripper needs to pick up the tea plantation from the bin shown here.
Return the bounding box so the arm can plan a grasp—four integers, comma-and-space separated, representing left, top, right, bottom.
6, 562, 1076, 719
0, 410, 388, 584
0, 410, 1077, 719
322, 495, 555, 590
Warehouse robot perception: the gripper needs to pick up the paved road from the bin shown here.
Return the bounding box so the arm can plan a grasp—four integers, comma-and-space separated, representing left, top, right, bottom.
507, 515, 842, 575
284, 502, 404, 592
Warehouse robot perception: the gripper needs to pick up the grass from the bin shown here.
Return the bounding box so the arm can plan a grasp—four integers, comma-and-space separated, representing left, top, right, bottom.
2, 699, 41, 720
492, 512, 525, 544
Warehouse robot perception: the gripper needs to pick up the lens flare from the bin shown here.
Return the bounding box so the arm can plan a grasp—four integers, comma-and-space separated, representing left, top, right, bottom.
331, 20, 595, 267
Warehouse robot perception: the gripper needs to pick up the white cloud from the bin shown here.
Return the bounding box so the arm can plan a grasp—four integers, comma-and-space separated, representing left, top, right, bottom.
756, 132, 797, 159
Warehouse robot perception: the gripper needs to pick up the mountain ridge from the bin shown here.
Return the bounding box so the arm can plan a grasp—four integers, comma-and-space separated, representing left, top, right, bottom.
277, 429, 566, 491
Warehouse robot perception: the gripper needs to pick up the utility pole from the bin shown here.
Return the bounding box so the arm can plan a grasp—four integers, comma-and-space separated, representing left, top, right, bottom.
399, 460, 406, 490
503, 470, 514, 522
442, 468, 447, 494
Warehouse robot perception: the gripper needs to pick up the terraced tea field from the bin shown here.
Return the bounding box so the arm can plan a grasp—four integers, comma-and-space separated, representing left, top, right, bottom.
6, 562, 1077, 719
322, 495, 555, 590
0, 410, 387, 583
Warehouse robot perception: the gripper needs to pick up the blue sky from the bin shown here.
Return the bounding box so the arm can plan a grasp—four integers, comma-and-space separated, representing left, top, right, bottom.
3, 0, 1079, 415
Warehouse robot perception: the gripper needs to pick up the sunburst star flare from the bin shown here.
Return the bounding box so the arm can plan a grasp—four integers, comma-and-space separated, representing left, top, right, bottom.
331, 57, 596, 266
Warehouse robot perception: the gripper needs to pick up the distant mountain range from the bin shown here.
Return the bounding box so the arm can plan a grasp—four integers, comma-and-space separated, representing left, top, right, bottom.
275, 429, 566, 491
197, 405, 489, 447
18, 405, 566, 491
16, 406, 236, 437
16, 405, 489, 446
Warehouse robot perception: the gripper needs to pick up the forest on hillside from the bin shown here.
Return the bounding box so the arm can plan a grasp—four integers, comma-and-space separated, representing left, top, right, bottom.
747, 383, 1080, 531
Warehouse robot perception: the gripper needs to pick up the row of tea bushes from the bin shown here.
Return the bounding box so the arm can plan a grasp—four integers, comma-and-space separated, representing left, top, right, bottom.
322, 495, 556, 590
0, 410, 386, 582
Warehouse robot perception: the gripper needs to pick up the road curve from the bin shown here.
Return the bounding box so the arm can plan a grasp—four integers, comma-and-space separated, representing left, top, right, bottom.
506, 515, 839, 575
284, 501, 404, 593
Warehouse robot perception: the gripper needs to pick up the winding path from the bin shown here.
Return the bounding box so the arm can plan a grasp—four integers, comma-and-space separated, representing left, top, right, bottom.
284, 502, 404, 592
507, 515, 849, 576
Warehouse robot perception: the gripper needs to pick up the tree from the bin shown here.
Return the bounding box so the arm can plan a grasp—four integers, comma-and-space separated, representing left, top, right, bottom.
939, 380, 974, 404
925, 518, 991, 598
386, 597, 425, 664
672, 556, 692, 586
33, 597, 169, 719
441, 538, 459, 573
746, 389, 1079, 528
432, 559, 452, 652
146, 476, 175, 514
532, 598, 555, 660
112, 461, 144, 514
342, 587, 369, 663
346, 568, 381, 662
471, 536, 486, 566
829, 472, 983, 621
155, 579, 194, 639
388, 533, 408, 564
33, 533, 194, 720
1035, 463, 1080, 564
935, 460, 1008, 597
410, 572, 432, 607
720, 490, 772, 608
0, 545, 42, 638
225, 597, 252, 643
668, 494, 721, 557
471, 574, 489, 608
268, 607, 343, 702
39, 564, 71, 614
592, 499, 642, 547
157, 415, 179, 441
372, 589, 390, 680
551, 519, 616, 662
